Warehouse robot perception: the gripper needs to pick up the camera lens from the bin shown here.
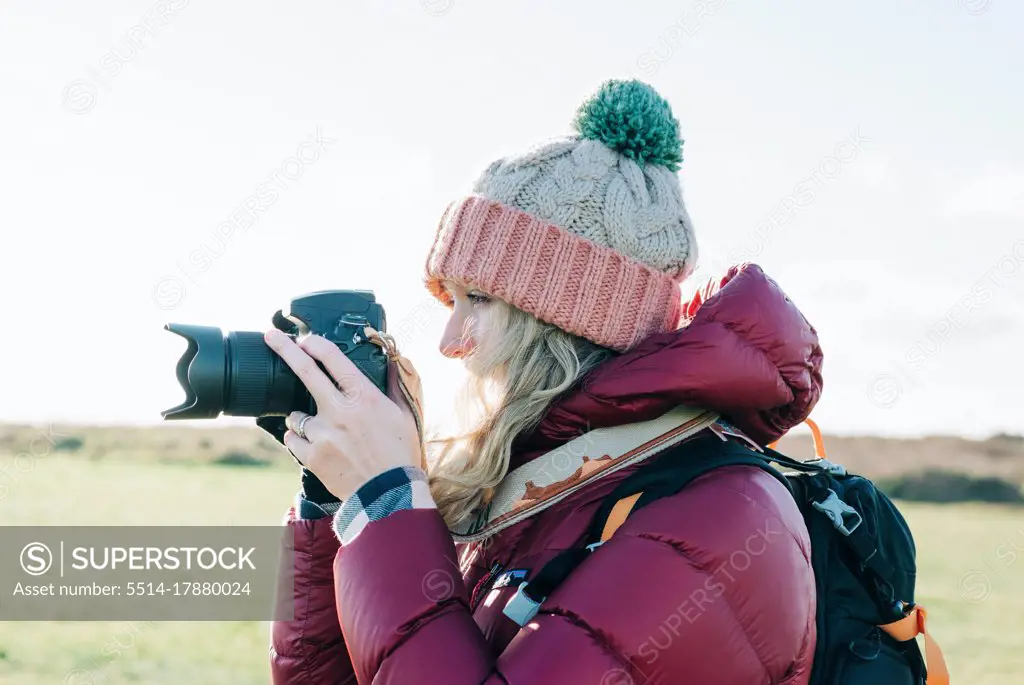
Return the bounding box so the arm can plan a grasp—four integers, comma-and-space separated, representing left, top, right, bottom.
162, 324, 308, 419
224, 331, 304, 416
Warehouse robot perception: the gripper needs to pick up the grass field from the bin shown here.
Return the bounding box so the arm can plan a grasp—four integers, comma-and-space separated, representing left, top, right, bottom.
0, 453, 1021, 684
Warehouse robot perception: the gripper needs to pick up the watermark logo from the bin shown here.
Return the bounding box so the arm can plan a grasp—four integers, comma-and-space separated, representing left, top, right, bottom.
0, 424, 71, 503
1, 527, 292, 621
703, 128, 871, 275
956, 526, 1023, 605
960, 0, 993, 15
150, 127, 335, 310
20, 542, 53, 576
866, 373, 902, 409
633, 518, 785, 667
330, 373, 367, 410
421, 569, 455, 602
601, 668, 634, 685
636, 0, 730, 76
61, 620, 156, 684
62, 0, 190, 114
62, 81, 99, 115
866, 239, 1024, 409
151, 275, 187, 311
422, 0, 456, 16
957, 569, 991, 603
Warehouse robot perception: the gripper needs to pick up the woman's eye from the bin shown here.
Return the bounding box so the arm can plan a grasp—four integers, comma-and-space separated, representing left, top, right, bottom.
467, 292, 490, 305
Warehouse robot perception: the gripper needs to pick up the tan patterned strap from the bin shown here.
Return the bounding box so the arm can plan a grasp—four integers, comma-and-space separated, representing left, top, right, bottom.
451, 406, 719, 543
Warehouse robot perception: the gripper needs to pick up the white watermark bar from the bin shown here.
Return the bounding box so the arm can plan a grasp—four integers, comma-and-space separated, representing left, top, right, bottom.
0, 527, 295, 621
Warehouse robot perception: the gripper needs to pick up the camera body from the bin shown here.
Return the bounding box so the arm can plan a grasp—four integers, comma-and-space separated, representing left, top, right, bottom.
162, 290, 388, 420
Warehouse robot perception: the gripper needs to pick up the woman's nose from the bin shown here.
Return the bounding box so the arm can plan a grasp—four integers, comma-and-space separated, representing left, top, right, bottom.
439, 316, 475, 359
440, 333, 474, 359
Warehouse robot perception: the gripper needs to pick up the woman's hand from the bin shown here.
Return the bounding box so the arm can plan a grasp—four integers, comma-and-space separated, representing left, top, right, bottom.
264, 329, 422, 501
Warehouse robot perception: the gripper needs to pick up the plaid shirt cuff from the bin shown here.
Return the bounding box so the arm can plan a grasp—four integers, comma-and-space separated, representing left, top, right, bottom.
332, 466, 435, 545
294, 491, 343, 520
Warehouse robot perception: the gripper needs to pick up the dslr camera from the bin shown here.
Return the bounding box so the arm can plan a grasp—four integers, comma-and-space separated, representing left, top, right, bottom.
162, 290, 388, 421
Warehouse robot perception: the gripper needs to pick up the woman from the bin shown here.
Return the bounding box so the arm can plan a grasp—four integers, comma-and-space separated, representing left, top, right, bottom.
266, 79, 822, 685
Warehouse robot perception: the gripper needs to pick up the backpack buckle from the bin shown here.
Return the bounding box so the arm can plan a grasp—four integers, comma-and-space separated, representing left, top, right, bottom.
812, 489, 862, 535
503, 582, 543, 627
818, 459, 847, 476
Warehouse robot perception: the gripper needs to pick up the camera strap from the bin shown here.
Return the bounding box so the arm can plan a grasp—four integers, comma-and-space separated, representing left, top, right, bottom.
449, 406, 719, 543
363, 326, 429, 471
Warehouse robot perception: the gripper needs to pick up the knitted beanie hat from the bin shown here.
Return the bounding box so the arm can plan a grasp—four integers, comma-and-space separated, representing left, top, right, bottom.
424, 79, 698, 352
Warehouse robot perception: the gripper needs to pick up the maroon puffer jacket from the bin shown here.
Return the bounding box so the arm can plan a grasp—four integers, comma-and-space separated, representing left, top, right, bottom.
270, 263, 823, 685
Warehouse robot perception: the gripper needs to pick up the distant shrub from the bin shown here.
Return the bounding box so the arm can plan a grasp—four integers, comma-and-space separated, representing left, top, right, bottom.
213, 450, 270, 467
54, 436, 85, 451
253, 439, 282, 454
879, 470, 1024, 505
984, 433, 1024, 458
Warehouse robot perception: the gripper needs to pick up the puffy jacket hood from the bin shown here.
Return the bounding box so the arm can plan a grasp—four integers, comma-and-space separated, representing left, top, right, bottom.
516, 262, 823, 465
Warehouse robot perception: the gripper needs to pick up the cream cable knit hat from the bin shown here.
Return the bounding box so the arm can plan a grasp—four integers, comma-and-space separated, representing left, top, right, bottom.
425, 79, 698, 352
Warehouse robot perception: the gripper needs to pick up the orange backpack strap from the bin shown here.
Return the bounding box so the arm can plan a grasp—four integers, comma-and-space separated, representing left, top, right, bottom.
599, 492, 643, 543
768, 417, 828, 459
880, 604, 950, 685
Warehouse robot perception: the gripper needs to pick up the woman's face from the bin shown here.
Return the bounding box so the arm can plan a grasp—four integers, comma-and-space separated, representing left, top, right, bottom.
439, 281, 493, 359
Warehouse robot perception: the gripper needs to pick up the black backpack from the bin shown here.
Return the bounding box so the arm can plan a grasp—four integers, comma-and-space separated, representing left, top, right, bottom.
510, 427, 948, 684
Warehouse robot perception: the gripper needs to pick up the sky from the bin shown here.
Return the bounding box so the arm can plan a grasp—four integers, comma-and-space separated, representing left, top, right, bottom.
1, 0, 1021, 439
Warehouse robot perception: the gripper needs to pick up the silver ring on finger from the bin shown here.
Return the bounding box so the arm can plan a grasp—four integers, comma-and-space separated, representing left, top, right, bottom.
296, 414, 314, 441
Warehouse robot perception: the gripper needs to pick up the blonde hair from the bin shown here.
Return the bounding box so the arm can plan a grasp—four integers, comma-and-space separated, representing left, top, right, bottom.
425, 297, 616, 529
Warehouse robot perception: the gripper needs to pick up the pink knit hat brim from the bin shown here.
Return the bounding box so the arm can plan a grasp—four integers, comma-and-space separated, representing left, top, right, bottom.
424, 195, 682, 352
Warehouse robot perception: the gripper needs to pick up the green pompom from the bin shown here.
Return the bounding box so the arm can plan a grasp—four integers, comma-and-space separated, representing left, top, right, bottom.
572, 79, 683, 172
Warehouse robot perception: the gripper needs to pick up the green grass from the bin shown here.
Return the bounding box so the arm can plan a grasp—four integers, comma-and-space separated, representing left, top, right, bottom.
904, 502, 1024, 683
0, 456, 297, 685
0, 455, 1021, 683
